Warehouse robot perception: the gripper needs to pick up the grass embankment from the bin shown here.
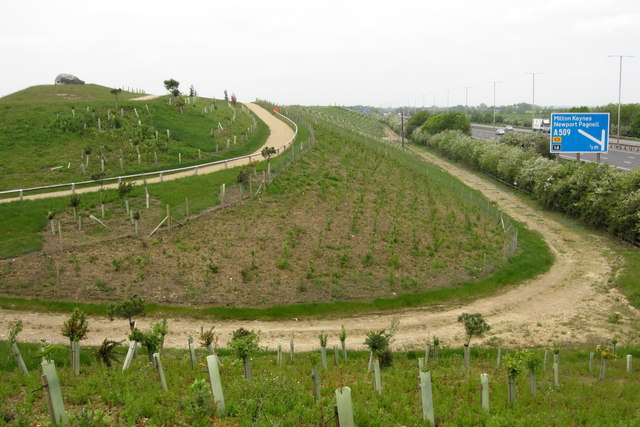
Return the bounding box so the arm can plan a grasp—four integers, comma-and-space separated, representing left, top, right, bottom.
0, 109, 552, 318
1, 340, 638, 425
0, 84, 263, 190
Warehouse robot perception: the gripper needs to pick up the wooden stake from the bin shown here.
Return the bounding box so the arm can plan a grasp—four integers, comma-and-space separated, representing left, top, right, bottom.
188, 338, 196, 369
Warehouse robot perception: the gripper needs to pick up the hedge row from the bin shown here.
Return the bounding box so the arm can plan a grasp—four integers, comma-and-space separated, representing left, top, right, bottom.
413, 130, 640, 244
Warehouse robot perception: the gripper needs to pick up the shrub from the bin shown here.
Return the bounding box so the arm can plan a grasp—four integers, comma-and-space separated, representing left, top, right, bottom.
61, 307, 89, 343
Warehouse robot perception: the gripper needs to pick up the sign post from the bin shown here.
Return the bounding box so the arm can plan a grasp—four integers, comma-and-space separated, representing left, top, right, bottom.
550, 113, 610, 162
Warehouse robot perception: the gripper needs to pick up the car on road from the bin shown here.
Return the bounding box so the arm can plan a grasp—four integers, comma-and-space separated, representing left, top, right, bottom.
495, 128, 506, 136
505, 125, 514, 132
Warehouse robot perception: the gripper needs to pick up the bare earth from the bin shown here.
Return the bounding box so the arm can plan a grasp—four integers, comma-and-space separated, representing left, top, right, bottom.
1, 138, 638, 352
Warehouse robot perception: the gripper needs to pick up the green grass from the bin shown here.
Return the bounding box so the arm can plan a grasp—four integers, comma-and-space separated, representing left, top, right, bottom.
1, 341, 638, 425
0, 84, 264, 190
613, 248, 640, 310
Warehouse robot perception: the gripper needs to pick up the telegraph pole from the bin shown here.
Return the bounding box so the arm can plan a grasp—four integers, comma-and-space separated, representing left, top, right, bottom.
462, 86, 472, 118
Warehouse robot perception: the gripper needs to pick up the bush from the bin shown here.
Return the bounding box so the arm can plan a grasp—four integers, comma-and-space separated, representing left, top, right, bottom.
421, 113, 471, 136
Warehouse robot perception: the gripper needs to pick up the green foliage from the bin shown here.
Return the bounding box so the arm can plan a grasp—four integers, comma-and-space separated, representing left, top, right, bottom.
339, 325, 347, 343
69, 194, 81, 208
364, 320, 397, 367
93, 339, 121, 368
199, 326, 218, 348
405, 110, 431, 136
420, 112, 471, 136
129, 327, 161, 361
187, 378, 217, 421
457, 312, 490, 345
8, 319, 23, 344
504, 350, 527, 378
261, 146, 276, 160
107, 296, 145, 331
61, 307, 89, 342
152, 319, 169, 349
228, 328, 260, 360
318, 333, 328, 347
117, 181, 135, 199
524, 350, 541, 373
163, 79, 179, 93
38, 339, 54, 362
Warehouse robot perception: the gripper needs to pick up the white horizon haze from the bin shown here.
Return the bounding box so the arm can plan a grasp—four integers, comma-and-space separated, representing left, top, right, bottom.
1, 0, 638, 108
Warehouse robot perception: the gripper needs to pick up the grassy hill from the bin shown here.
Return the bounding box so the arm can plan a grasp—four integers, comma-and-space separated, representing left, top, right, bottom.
0, 84, 267, 190
0, 104, 553, 315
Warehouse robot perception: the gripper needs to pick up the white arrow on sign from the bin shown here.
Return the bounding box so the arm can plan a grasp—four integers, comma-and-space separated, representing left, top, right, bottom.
578, 129, 606, 151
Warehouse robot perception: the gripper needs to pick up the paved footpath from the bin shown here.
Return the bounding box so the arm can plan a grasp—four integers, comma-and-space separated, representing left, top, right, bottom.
0, 103, 294, 204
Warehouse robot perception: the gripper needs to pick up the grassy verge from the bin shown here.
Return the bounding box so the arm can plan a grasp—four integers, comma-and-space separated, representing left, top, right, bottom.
1, 341, 638, 425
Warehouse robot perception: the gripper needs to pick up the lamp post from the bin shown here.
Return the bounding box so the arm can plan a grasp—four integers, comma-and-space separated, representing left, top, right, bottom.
445, 90, 451, 114
608, 55, 634, 143
525, 72, 542, 129
462, 86, 472, 119
488, 81, 502, 131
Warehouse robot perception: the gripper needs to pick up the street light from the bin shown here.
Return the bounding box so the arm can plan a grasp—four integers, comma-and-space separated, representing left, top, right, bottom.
445, 89, 451, 113
488, 81, 502, 131
608, 55, 634, 143
462, 86, 472, 118
525, 72, 542, 129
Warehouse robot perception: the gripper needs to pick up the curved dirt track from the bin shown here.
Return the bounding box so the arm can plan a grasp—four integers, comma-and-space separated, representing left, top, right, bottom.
1, 138, 637, 352
0, 103, 293, 203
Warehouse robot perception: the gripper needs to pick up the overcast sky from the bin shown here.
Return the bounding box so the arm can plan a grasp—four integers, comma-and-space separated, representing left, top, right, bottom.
1, 0, 638, 108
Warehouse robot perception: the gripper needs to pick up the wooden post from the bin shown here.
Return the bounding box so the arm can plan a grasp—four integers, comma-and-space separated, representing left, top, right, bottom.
277, 343, 282, 366
311, 366, 321, 401
188, 338, 196, 369
58, 222, 63, 251
335, 387, 354, 427
290, 339, 295, 362
589, 352, 594, 372
497, 347, 502, 369
122, 341, 136, 371
166, 205, 171, 232
153, 353, 168, 392
373, 359, 382, 394
419, 371, 435, 424
334, 344, 340, 366
480, 373, 489, 413
41, 360, 68, 426
185, 197, 190, 217
206, 355, 226, 413
11, 343, 28, 374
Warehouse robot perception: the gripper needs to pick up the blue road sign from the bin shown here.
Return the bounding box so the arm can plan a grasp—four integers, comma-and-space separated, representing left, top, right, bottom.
550, 113, 610, 153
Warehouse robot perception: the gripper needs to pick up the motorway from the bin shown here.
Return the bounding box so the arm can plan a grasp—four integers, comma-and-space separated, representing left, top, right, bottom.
471, 124, 640, 171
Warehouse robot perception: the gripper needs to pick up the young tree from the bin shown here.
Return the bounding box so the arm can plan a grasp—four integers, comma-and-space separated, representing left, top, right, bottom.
69, 194, 81, 219
261, 146, 276, 167
117, 181, 135, 200
110, 88, 122, 110
107, 296, 145, 332
457, 312, 490, 346
164, 79, 180, 104
228, 328, 260, 380
61, 307, 89, 345
129, 327, 161, 364
223, 90, 229, 102
152, 319, 169, 352
189, 85, 197, 98
94, 339, 121, 367
230, 93, 237, 106
200, 326, 218, 354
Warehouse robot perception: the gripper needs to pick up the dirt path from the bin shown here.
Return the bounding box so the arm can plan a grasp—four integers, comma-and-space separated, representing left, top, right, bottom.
0, 103, 294, 203
1, 139, 637, 352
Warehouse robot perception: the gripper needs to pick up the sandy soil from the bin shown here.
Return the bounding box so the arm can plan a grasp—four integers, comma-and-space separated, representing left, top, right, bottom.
129, 95, 161, 101
1, 136, 638, 353
0, 103, 294, 204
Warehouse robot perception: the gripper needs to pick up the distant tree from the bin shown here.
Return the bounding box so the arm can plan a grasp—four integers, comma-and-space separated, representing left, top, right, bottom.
110, 88, 122, 109
422, 112, 471, 136
569, 106, 590, 113
406, 110, 431, 137
164, 79, 180, 104
189, 85, 197, 98
224, 90, 229, 102
231, 93, 237, 106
